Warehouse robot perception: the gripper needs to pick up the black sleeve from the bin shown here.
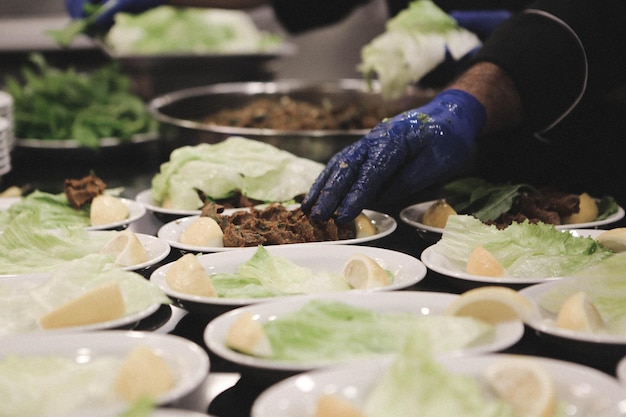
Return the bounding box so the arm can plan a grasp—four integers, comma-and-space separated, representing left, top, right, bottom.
271, 0, 371, 34
472, 0, 626, 133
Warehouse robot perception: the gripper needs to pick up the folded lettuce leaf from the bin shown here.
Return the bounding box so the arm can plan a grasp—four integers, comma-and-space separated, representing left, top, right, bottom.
260, 300, 493, 362
151, 137, 324, 210
433, 215, 613, 278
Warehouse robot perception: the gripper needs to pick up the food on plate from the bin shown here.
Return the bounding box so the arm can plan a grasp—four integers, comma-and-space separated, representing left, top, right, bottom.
224, 300, 494, 361
353, 212, 378, 238
0, 212, 150, 275
100, 229, 148, 267
64, 173, 107, 208
114, 345, 174, 402
179, 216, 224, 247
312, 335, 519, 417
90, 194, 130, 225
465, 246, 505, 277
342, 253, 391, 289
445, 286, 535, 324
151, 137, 324, 210
422, 177, 618, 228
4, 54, 155, 148
561, 192, 598, 224
225, 312, 273, 357
65, 174, 130, 225
0, 185, 25, 198
166, 246, 393, 299
39, 281, 125, 329
358, 0, 481, 99
165, 253, 217, 297
421, 198, 457, 228
0, 254, 169, 336
534, 255, 626, 335
198, 203, 374, 247
484, 357, 557, 417
555, 291, 605, 332
105, 6, 283, 55
314, 395, 366, 417
203, 96, 390, 131
0, 345, 174, 416
595, 227, 626, 252
432, 215, 614, 278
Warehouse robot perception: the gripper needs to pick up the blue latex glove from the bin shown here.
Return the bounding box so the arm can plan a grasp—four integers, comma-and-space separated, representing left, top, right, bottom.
65, 0, 167, 30
451, 10, 512, 39
301, 89, 486, 224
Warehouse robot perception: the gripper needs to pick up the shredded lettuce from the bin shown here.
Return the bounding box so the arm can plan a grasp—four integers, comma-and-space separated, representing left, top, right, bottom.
105, 6, 282, 55
358, 0, 481, 99
259, 300, 493, 362
0, 254, 170, 336
362, 335, 516, 417
151, 137, 325, 210
433, 215, 613, 278
210, 246, 351, 298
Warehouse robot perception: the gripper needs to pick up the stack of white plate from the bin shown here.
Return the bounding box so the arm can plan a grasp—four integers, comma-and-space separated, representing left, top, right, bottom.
0, 116, 12, 176
0, 91, 12, 149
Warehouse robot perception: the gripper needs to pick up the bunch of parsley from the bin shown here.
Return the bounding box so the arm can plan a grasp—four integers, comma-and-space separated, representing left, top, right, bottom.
4, 54, 156, 148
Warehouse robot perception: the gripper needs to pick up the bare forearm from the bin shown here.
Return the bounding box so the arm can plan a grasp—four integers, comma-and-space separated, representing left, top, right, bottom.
448, 62, 523, 134
169, 0, 270, 8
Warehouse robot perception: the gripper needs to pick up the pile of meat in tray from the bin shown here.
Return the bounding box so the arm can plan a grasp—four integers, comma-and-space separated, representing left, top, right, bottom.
201, 202, 356, 247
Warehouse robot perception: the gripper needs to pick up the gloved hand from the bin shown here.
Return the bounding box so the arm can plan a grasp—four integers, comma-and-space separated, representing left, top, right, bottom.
301, 89, 486, 225
65, 0, 167, 31
450, 10, 512, 39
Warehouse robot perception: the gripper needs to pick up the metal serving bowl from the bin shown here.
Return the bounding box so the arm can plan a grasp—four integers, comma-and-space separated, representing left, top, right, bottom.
149, 79, 437, 162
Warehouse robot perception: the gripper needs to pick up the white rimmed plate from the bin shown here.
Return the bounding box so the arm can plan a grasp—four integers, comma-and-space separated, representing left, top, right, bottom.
0, 330, 209, 416
150, 245, 425, 315
420, 229, 607, 288
251, 353, 626, 417
0, 273, 163, 335
157, 210, 397, 253
617, 356, 626, 387
400, 199, 625, 235
204, 291, 524, 373
520, 280, 626, 346
136, 188, 201, 219
87, 198, 147, 231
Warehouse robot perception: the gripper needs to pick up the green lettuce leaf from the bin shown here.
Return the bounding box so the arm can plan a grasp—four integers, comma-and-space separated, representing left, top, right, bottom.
261, 300, 493, 362
151, 137, 324, 210
433, 215, 613, 278
0, 190, 90, 230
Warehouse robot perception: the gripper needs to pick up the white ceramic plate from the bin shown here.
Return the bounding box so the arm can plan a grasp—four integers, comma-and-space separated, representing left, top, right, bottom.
400, 199, 625, 235
204, 291, 524, 373
150, 245, 426, 314
251, 354, 626, 417
136, 188, 201, 219
0, 273, 163, 335
520, 280, 626, 346
420, 229, 606, 287
0, 331, 209, 416
15, 132, 159, 149
157, 210, 397, 253
87, 198, 147, 231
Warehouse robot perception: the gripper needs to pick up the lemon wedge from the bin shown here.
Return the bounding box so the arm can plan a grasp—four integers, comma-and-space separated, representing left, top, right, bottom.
445, 286, 534, 324
484, 356, 557, 417
313, 394, 367, 417
165, 253, 217, 297
562, 192, 598, 224
39, 281, 125, 329
466, 246, 505, 277
422, 199, 457, 228
90, 194, 130, 226
353, 213, 377, 238
114, 345, 174, 403
343, 253, 391, 289
225, 312, 273, 357
179, 216, 224, 247
596, 228, 626, 252
100, 229, 148, 266
555, 291, 604, 332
